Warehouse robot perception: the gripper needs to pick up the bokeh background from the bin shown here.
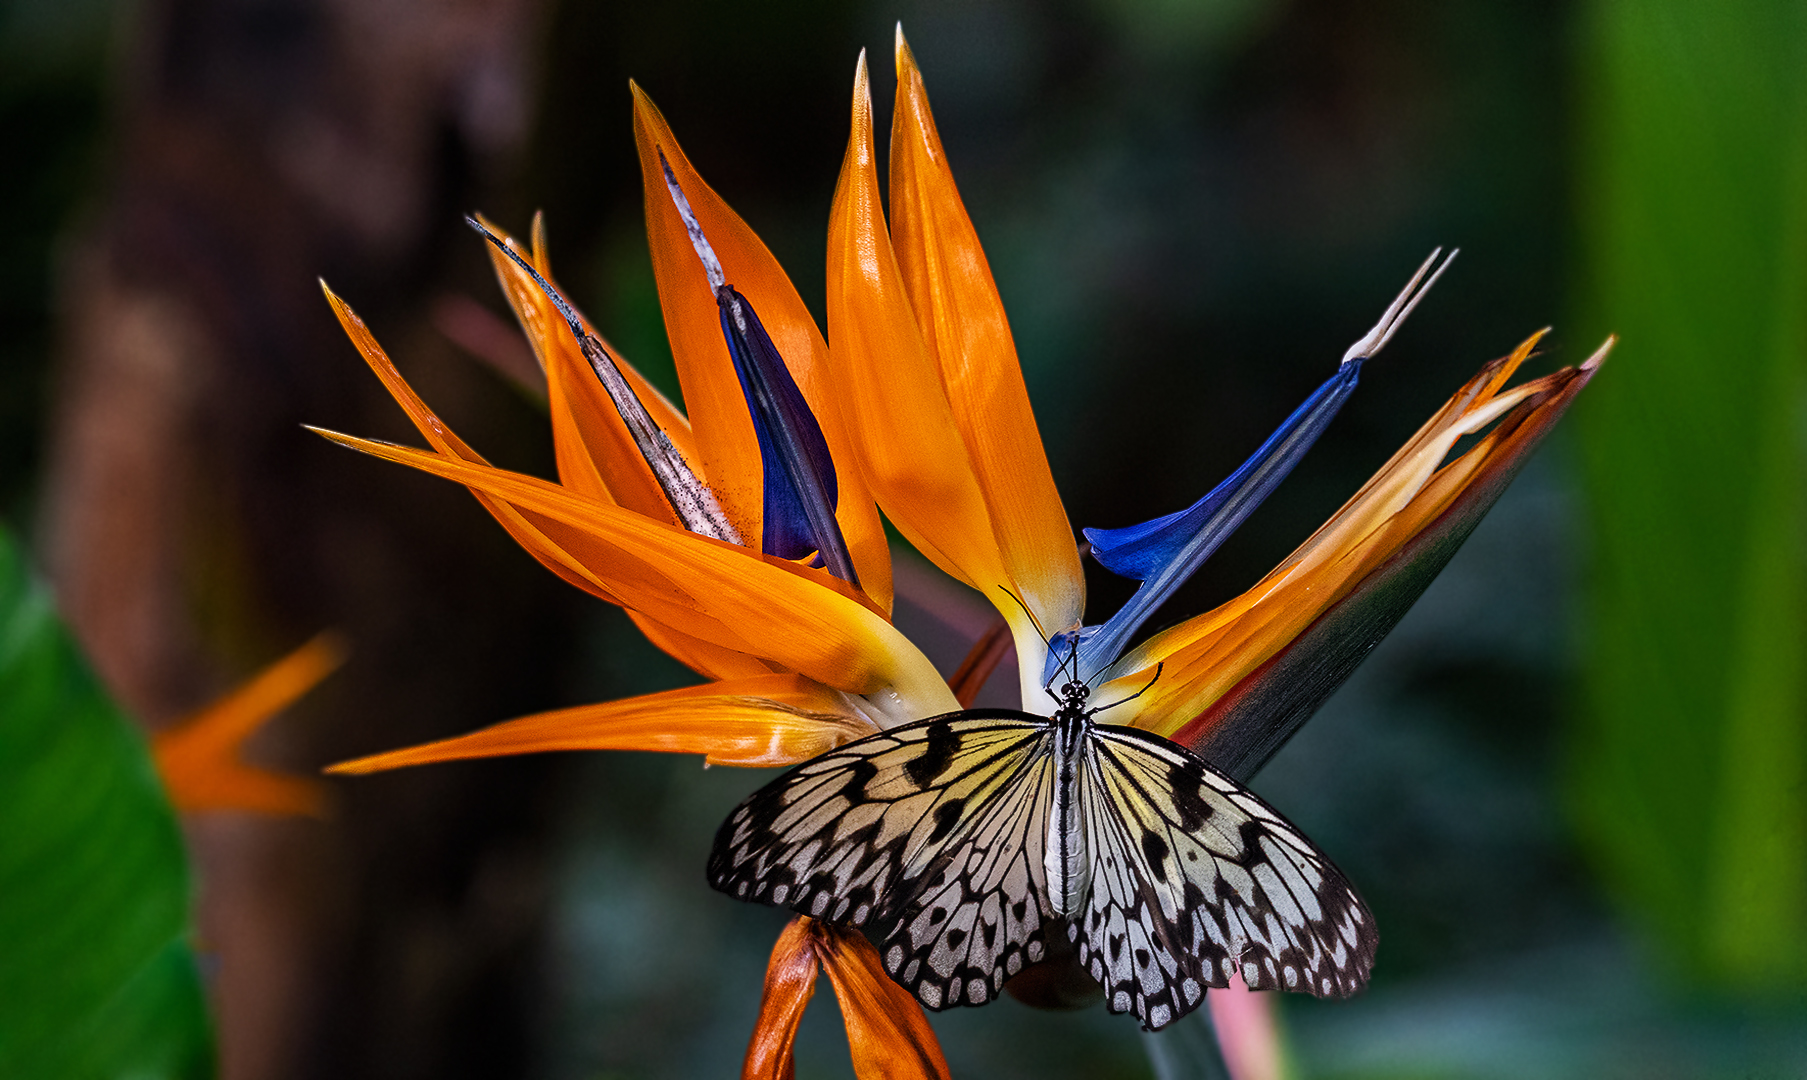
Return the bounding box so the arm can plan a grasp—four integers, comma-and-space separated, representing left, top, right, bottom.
3, 0, 1802, 1077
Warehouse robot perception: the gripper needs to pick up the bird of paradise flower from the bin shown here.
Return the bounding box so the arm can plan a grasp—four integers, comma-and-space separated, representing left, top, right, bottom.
310, 30, 1606, 1079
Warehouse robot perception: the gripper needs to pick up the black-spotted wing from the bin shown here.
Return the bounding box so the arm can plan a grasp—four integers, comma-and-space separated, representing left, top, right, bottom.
709, 710, 1058, 1007
1071, 724, 1376, 1029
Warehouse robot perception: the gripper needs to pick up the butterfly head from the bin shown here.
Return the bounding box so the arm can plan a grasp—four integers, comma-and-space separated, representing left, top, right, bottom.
1074, 661, 1166, 725
1003, 584, 1159, 724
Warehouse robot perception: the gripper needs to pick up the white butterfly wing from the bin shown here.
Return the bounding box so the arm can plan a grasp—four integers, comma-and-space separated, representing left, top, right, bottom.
708, 711, 1060, 1010
1074, 724, 1377, 1030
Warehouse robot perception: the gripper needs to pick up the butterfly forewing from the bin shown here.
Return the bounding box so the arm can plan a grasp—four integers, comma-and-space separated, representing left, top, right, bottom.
1077, 725, 1376, 1027
707, 711, 1060, 1006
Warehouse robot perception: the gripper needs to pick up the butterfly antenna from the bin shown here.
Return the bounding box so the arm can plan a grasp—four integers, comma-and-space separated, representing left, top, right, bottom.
999, 587, 1068, 696
1092, 662, 1164, 716
998, 586, 1047, 644
1041, 632, 1086, 701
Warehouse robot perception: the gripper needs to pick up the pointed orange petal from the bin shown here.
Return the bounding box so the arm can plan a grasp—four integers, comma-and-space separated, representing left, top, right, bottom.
310, 429, 959, 721
743, 918, 820, 1080
1169, 349, 1604, 774
323, 282, 485, 462
153, 634, 344, 816
1112, 335, 1608, 747
1274, 330, 1554, 568
324, 285, 630, 606
828, 54, 1006, 596
161, 768, 328, 818
327, 673, 873, 773
627, 609, 777, 681
815, 922, 950, 1080
1125, 332, 1552, 669
889, 32, 1083, 636
330, 282, 802, 678
828, 54, 1051, 704
632, 85, 893, 610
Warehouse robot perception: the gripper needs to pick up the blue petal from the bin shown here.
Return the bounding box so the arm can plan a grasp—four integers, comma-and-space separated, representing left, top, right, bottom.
1063, 248, 1457, 683
715, 286, 860, 586
1069, 358, 1364, 680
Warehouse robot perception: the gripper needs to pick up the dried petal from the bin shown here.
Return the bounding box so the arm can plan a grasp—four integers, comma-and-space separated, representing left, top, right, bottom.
743, 918, 820, 1080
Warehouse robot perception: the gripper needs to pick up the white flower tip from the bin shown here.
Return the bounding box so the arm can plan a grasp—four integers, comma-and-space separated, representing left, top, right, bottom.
1582, 335, 1616, 372
1341, 247, 1458, 364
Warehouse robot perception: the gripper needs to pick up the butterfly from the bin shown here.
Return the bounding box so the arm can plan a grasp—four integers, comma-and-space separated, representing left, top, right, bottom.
706, 671, 1377, 1031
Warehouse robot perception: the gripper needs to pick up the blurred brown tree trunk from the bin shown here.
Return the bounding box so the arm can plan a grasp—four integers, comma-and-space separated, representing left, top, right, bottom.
38, 1, 574, 1077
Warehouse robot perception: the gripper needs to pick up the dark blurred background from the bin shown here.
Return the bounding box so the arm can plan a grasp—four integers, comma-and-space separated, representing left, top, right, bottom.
5, 0, 1803, 1077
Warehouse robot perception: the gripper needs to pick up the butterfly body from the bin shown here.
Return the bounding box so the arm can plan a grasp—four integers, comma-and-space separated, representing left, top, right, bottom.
708, 684, 1376, 1030
1046, 690, 1092, 918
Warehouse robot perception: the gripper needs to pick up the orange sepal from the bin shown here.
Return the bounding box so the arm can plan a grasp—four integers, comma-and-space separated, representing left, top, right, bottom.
308, 428, 960, 719
324, 282, 625, 607
631, 84, 893, 611
324, 282, 486, 464
329, 284, 810, 679
889, 30, 1083, 636
827, 54, 1010, 606
152, 634, 343, 817
1112, 334, 1610, 742
328, 673, 873, 773
743, 917, 950, 1080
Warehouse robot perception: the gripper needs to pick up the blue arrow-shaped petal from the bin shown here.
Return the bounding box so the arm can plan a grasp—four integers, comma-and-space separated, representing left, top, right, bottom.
715, 284, 854, 582
1062, 248, 1456, 681
657, 151, 859, 586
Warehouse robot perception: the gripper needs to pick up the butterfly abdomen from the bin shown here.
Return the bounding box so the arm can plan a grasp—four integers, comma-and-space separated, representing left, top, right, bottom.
1045, 708, 1091, 918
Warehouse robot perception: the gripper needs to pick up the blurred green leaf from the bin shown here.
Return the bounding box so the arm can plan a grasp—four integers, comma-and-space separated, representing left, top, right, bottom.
0, 526, 213, 1077
1575, 0, 1807, 986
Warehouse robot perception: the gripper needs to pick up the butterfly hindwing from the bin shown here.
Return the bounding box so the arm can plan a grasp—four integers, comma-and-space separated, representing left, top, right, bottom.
707, 710, 1059, 1009
1076, 724, 1377, 1028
